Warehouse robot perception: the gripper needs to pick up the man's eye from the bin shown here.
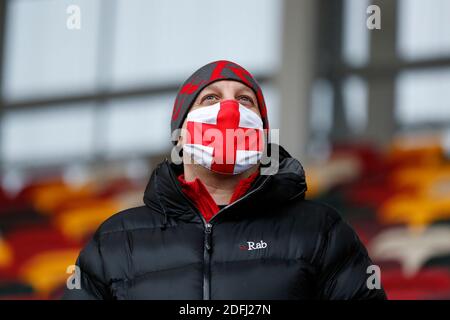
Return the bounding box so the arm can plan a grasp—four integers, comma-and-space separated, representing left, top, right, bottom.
204, 95, 218, 101
238, 96, 254, 104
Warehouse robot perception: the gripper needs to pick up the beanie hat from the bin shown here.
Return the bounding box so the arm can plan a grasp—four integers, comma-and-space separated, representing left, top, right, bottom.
170, 60, 269, 143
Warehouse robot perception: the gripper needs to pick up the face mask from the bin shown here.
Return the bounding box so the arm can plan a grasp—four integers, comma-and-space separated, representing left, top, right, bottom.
182, 99, 264, 175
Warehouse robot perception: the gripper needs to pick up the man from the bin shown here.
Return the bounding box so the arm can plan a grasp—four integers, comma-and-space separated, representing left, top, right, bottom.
63, 60, 386, 300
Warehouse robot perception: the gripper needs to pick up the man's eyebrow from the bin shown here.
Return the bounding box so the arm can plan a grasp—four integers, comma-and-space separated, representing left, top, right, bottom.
236, 86, 256, 97
195, 87, 217, 101
202, 83, 221, 93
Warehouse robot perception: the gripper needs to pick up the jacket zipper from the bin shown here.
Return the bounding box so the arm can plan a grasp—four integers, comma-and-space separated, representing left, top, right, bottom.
203, 222, 213, 299
166, 162, 278, 300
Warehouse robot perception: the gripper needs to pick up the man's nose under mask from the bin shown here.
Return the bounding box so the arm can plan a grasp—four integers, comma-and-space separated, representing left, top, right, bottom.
182, 99, 264, 175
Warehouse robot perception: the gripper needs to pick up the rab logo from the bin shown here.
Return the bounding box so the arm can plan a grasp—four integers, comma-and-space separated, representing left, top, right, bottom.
239, 240, 267, 251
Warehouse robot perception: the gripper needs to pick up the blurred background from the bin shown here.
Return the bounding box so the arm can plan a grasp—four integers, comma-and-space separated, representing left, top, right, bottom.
1, 0, 450, 300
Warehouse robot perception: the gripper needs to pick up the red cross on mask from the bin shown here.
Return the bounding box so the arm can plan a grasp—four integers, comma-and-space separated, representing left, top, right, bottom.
183, 100, 264, 175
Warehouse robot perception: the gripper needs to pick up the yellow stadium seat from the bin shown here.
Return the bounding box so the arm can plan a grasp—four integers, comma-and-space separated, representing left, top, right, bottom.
54, 199, 120, 241
305, 155, 361, 197
0, 238, 13, 268
30, 182, 95, 215
19, 249, 80, 295
388, 133, 444, 167
392, 166, 450, 197
380, 195, 450, 227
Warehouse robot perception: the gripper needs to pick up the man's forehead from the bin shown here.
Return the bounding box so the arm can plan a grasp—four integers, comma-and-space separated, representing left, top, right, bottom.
202, 80, 254, 93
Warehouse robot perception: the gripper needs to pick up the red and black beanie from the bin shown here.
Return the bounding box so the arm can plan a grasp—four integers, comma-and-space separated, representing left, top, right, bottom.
170, 60, 269, 143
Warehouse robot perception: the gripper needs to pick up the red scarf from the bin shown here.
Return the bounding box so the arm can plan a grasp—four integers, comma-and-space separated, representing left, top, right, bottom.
177, 170, 259, 222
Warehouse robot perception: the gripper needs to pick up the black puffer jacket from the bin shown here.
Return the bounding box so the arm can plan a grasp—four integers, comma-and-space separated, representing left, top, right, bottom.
62, 146, 386, 300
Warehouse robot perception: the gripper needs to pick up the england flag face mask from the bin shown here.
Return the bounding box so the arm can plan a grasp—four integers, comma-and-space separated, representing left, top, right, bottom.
182, 100, 264, 175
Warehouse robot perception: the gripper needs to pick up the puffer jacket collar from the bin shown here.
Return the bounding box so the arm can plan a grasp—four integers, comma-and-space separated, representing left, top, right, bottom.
143, 144, 308, 226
